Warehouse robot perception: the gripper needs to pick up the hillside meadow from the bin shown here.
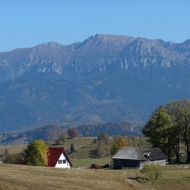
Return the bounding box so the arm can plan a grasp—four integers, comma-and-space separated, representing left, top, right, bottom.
0, 137, 111, 168
0, 136, 149, 160
0, 137, 190, 189
0, 164, 190, 190
0, 164, 141, 190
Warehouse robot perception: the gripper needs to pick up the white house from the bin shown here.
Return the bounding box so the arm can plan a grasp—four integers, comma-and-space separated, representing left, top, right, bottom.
47, 147, 72, 169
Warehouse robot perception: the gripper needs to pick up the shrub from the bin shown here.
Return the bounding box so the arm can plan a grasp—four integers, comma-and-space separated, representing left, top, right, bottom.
3, 154, 22, 164
97, 142, 110, 158
141, 164, 164, 180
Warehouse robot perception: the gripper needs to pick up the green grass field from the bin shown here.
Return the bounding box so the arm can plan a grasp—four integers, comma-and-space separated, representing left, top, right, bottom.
65, 137, 99, 159
71, 158, 112, 168
0, 135, 149, 157
0, 137, 95, 159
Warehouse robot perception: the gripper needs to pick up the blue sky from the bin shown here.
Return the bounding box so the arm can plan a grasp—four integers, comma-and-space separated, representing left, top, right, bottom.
0, 0, 190, 52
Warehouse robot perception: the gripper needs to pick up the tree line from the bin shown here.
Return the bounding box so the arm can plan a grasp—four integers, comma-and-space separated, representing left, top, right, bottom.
0, 125, 79, 144
95, 133, 149, 158
1, 121, 143, 145
77, 121, 142, 137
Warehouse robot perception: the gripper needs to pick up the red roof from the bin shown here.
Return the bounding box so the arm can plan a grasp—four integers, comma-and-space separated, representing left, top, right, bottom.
47, 147, 72, 167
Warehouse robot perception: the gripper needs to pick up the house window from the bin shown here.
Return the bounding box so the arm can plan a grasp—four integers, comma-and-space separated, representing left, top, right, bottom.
144, 152, 151, 160
63, 160, 66, 164
58, 160, 62, 164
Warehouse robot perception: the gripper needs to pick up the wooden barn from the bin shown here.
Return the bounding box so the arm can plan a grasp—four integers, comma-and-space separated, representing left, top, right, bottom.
112, 147, 167, 169
47, 147, 72, 169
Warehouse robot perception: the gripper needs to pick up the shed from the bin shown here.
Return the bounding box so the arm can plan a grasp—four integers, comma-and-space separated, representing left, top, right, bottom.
112, 147, 167, 169
47, 147, 72, 169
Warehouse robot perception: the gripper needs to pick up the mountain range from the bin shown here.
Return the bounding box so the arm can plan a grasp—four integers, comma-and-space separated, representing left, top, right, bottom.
0, 34, 190, 132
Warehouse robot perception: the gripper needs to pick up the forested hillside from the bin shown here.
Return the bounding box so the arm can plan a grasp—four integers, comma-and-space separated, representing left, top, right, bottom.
0, 34, 190, 132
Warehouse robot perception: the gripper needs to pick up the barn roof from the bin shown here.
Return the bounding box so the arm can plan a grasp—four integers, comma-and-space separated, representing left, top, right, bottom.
48, 147, 72, 167
112, 147, 167, 161
142, 148, 167, 161
112, 147, 143, 160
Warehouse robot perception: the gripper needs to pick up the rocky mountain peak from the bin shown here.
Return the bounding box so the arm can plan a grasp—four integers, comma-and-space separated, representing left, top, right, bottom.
0, 34, 190, 132
37, 42, 62, 48
95, 34, 135, 42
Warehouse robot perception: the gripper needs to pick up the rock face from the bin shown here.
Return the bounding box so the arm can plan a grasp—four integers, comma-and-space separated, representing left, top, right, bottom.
0, 34, 190, 132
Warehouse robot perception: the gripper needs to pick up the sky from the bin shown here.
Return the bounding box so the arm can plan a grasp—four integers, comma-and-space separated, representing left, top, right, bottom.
0, 0, 190, 52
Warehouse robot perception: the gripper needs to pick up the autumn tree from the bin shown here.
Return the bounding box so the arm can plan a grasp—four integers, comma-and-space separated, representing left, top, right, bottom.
24, 140, 49, 166
67, 127, 79, 138
25, 125, 63, 141
110, 136, 127, 156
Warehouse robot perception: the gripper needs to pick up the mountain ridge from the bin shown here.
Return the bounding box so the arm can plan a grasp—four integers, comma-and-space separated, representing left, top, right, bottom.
0, 34, 190, 132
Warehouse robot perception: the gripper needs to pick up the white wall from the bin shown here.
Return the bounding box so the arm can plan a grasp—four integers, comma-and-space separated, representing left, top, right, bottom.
55, 153, 71, 169
150, 159, 167, 167
139, 159, 167, 169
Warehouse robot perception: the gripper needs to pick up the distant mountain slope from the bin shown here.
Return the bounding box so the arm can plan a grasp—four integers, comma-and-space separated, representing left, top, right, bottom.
0, 34, 190, 132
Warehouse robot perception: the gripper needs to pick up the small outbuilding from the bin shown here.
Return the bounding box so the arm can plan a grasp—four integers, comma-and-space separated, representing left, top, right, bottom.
47, 147, 72, 169
112, 147, 167, 169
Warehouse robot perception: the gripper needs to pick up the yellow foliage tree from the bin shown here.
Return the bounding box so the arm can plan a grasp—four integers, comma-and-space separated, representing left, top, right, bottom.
24, 140, 49, 166
110, 136, 127, 155
117, 136, 127, 147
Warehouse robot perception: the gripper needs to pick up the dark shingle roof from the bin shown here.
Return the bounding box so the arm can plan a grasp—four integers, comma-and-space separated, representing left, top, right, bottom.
112, 147, 142, 160
142, 148, 167, 161
112, 147, 167, 161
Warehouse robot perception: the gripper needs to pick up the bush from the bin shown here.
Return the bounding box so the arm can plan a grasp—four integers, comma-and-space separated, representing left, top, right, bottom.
3, 154, 22, 164
56, 132, 67, 145
141, 164, 164, 180
97, 142, 110, 158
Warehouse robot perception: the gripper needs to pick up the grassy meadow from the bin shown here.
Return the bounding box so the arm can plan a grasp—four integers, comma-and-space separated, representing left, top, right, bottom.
0, 144, 27, 156
0, 136, 148, 168
0, 163, 190, 190
0, 137, 111, 168
0, 137, 190, 189
71, 158, 111, 168
0, 164, 141, 190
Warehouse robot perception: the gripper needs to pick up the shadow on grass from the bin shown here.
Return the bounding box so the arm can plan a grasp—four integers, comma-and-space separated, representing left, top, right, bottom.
89, 149, 99, 158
